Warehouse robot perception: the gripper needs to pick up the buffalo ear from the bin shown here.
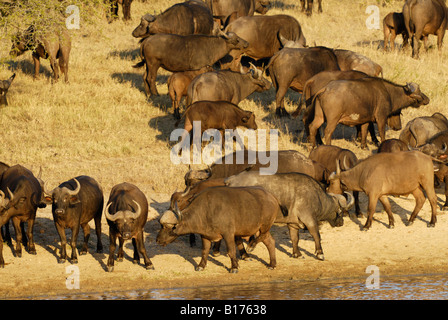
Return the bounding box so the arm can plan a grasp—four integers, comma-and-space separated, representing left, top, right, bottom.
69, 196, 80, 205
43, 195, 53, 204
241, 116, 249, 123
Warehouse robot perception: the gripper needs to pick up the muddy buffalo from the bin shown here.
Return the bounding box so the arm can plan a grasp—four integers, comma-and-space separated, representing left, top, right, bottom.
157, 186, 283, 273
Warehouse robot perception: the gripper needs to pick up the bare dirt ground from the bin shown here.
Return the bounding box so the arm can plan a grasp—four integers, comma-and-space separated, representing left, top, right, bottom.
1, 189, 447, 299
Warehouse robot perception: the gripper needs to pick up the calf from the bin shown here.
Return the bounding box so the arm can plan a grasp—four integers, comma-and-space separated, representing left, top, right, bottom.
0, 73, 15, 106
157, 186, 282, 273
0, 165, 43, 268
105, 182, 154, 271
225, 171, 353, 260
167, 66, 213, 119
174, 100, 257, 154
43, 176, 103, 263
383, 12, 409, 51
10, 26, 71, 82
327, 151, 438, 230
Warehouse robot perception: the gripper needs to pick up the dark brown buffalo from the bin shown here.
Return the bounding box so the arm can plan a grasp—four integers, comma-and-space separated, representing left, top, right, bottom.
403, 0, 448, 58
267, 46, 340, 116
205, 0, 270, 26
10, 26, 71, 83
157, 186, 282, 273
333, 49, 383, 77
135, 32, 248, 96
399, 112, 448, 147
378, 138, 409, 153
383, 12, 409, 51
300, 0, 323, 16
132, 1, 213, 37
167, 66, 213, 119
308, 145, 362, 216
187, 65, 272, 105
43, 176, 103, 264
105, 182, 154, 272
223, 14, 306, 70
225, 171, 352, 260
173, 100, 257, 153
108, 0, 133, 22
328, 151, 438, 230
0, 73, 15, 106
308, 78, 429, 148
0, 165, 43, 268
184, 149, 308, 186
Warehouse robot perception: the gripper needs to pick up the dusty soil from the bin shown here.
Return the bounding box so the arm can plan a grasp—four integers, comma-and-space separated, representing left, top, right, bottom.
0, 189, 447, 300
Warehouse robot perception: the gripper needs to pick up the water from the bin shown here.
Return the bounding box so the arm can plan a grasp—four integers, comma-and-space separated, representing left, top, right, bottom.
36, 273, 448, 300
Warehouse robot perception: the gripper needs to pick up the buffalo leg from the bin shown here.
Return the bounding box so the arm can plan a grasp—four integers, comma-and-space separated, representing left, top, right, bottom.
134, 232, 154, 270
306, 221, 324, 260
0, 227, 4, 268
32, 53, 40, 80
317, 0, 322, 13
261, 232, 276, 270
196, 237, 212, 271
117, 237, 125, 261
379, 196, 395, 228
11, 217, 23, 257
25, 218, 36, 255
94, 214, 103, 253
55, 222, 68, 263
353, 191, 362, 217
107, 229, 117, 272
443, 174, 448, 210
79, 222, 90, 255
287, 224, 302, 258
223, 234, 238, 273
274, 85, 290, 117
70, 225, 80, 263
309, 105, 325, 147
407, 188, 426, 226
363, 194, 379, 230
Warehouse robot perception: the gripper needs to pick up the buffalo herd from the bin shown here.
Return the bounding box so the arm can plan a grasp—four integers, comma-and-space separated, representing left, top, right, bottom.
1, 0, 448, 274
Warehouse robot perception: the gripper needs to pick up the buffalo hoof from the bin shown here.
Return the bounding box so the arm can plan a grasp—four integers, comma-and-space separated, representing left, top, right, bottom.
79, 251, 87, 256
117, 257, 123, 262
195, 266, 205, 272
388, 225, 395, 229
291, 253, 303, 259
229, 268, 239, 274
316, 254, 325, 261
71, 259, 78, 264
407, 221, 414, 227
15, 251, 22, 258
427, 223, 436, 228
442, 206, 448, 211
107, 266, 114, 272
267, 266, 276, 270
58, 258, 66, 264
145, 264, 155, 270
212, 251, 221, 257
361, 226, 370, 231
29, 249, 37, 255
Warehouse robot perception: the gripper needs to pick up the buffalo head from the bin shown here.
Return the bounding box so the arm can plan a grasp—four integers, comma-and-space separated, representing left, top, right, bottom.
105, 200, 142, 240
156, 206, 181, 246
419, 142, 448, 162
404, 82, 430, 107
43, 178, 81, 215
220, 31, 249, 50
0, 73, 15, 106
132, 13, 155, 38
9, 26, 35, 58
241, 62, 272, 92
184, 165, 212, 186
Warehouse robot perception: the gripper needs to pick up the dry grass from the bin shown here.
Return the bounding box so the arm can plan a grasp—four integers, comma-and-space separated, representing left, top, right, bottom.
0, 0, 447, 199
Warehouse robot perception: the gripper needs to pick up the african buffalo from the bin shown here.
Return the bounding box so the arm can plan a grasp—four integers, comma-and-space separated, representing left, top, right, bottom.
223, 14, 306, 69
43, 176, 103, 264
300, 0, 323, 16
267, 46, 340, 116
0, 165, 43, 268
383, 12, 409, 51
333, 49, 383, 77
418, 130, 448, 161
134, 31, 248, 96
108, 0, 133, 22
308, 78, 429, 148
403, 0, 448, 58
328, 151, 438, 230
132, 1, 214, 37
378, 138, 409, 153
173, 100, 257, 154
399, 112, 448, 147
167, 66, 213, 119
157, 186, 283, 273
184, 149, 308, 186
187, 65, 272, 105
105, 182, 154, 272
434, 162, 448, 210
205, 0, 270, 26
10, 26, 71, 83
225, 171, 352, 260
0, 73, 15, 106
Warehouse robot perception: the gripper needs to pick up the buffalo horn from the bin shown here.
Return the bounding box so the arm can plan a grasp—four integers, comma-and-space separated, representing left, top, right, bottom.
142, 13, 155, 22
344, 191, 355, 210
104, 202, 119, 221
65, 178, 81, 196
0, 190, 4, 205
442, 142, 447, 154
128, 200, 142, 219
335, 159, 341, 176
174, 200, 182, 219
7, 187, 14, 201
